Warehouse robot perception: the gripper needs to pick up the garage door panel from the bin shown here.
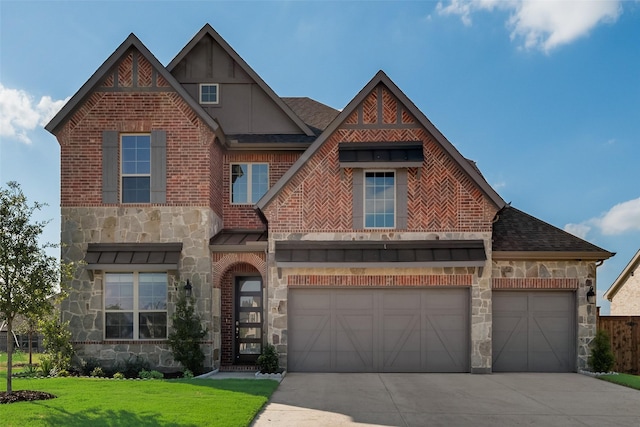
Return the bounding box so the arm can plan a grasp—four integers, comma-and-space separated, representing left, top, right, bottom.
289, 288, 469, 372
493, 291, 574, 372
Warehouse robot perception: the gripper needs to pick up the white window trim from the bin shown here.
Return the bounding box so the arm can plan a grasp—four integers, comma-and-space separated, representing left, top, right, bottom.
230, 163, 270, 205
104, 272, 168, 341
199, 83, 220, 105
363, 169, 396, 229
120, 133, 151, 204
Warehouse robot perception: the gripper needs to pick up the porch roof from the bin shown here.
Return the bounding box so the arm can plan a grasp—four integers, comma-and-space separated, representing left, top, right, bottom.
84, 243, 183, 272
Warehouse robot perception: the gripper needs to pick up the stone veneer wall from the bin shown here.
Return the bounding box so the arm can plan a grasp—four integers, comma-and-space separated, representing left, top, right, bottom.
610, 267, 640, 315
492, 259, 598, 370
267, 231, 493, 372
61, 206, 222, 371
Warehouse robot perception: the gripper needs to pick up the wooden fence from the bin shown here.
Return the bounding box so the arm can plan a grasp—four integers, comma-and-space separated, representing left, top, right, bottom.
597, 316, 640, 374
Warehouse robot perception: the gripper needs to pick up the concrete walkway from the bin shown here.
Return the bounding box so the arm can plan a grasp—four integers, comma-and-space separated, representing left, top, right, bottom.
252, 373, 640, 426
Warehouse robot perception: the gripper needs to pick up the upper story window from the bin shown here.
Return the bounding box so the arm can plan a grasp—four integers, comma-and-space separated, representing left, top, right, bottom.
364, 171, 395, 228
121, 134, 151, 203
231, 163, 269, 204
199, 83, 219, 104
105, 272, 167, 340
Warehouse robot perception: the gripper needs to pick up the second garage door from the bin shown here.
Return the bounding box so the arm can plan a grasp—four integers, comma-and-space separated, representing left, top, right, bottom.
492, 291, 575, 372
288, 288, 470, 372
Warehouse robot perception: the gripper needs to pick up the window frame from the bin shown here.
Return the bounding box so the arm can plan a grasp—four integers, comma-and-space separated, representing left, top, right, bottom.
199, 83, 220, 105
363, 170, 396, 229
230, 163, 270, 205
120, 133, 151, 204
104, 272, 168, 341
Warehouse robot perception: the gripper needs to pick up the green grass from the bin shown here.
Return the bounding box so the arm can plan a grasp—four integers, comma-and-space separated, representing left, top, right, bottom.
597, 373, 640, 391
0, 353, 279, 427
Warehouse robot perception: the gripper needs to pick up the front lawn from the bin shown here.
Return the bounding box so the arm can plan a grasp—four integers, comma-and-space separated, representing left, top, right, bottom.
597, 373, 640, 391
0, 353, 279, 427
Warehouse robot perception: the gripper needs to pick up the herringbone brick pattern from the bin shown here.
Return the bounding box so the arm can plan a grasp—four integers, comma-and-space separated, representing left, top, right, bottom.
265, 84, 497, 232
138, 55, 153, 87
118, 52, 133, 87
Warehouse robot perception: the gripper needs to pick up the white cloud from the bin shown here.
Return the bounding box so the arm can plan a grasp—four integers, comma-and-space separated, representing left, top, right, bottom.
564, 223, 591, 239
436, 0, 622, 52
565, 197, 640, 238
0, 83, 69, 144
595, 197, 640, 235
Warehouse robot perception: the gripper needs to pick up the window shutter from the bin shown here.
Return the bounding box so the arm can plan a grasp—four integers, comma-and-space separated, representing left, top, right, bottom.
102, 131, 118, 204
396, 169, 408, 229
352, 169, 363, 229
150, 130, 167, 204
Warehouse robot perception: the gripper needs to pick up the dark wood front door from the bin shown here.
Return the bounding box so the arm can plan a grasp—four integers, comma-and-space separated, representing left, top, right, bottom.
234, 277, 263, 364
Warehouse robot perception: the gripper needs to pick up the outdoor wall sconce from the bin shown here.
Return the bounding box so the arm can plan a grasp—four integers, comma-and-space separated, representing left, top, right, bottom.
184, 279, 193, 298
586, 286, 596, 304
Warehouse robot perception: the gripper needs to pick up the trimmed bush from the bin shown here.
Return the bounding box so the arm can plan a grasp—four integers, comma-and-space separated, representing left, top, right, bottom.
257, 344, 280, 374
113, 372, 125, 379
590, 329, 615, 373
140, 370, 164, 379
90, 367, 106, 378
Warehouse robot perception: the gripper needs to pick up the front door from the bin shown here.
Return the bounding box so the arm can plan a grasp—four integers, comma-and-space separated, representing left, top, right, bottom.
234, 276, 263, 364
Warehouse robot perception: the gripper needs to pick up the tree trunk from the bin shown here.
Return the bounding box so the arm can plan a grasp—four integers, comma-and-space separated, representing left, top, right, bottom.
28, 330, 33, 366
6, 317, 13, 394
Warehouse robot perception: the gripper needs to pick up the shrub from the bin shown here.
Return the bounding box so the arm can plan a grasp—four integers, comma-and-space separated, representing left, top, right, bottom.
116, 355, 151, 379
21, 364, 40, 377
39, 312, 74, 373
139, 370, 164, 379
168, 287, 207, 374
39, 355, 55, 376
90, 367, 106, 377
57, 369, 70, 377
590, 329, 615, 373
77, 357, 101, 376
113, 372, 125, 380
257, 344, 280, 374
183, 369, 194, 379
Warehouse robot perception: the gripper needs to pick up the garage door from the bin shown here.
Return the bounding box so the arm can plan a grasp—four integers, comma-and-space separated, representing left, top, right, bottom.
492, 291, 575, 372
288, 288, 469, 372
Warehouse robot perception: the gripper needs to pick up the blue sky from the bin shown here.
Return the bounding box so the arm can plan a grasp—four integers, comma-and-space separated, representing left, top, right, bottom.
1, 0, 639, 312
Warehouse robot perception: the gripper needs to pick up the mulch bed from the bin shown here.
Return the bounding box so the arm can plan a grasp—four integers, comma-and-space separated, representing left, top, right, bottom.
0, 390, 57, 404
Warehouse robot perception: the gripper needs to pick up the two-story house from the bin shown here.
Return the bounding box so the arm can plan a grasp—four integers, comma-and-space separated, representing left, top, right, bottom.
46, 24, 612, 374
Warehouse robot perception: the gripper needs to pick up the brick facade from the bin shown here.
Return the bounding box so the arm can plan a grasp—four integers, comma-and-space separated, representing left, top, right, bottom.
49, 26, 609, 374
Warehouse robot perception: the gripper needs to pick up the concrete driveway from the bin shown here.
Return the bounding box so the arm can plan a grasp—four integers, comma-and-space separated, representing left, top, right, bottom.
252, 373, 640, 426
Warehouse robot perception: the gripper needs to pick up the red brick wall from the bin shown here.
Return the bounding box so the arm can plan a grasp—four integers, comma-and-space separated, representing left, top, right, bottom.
219, 261, 263, 366
288, 274, 472, 287
56, 49, 221, 214
222, 152, 298, 229
263, 85, 499, 232
492, 278, 579, 289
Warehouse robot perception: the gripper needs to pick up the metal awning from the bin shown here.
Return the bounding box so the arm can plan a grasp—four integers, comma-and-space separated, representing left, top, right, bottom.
275, 240, 486, 268
209, 229, 268, 252
338, 142, 424, 168
84, 243, 183, 273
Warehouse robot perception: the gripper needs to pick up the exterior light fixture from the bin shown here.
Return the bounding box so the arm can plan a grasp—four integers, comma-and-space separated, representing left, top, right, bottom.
184, 279, 193, 298
586, 286, 596, 304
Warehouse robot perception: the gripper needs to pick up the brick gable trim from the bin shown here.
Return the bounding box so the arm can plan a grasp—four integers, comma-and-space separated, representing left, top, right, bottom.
45, 33, 224, 146
257, 70, 505, 213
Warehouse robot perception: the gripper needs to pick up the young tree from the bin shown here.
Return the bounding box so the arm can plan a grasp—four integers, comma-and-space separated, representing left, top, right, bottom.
0, 182, 69, 393
168, 287, 207, 374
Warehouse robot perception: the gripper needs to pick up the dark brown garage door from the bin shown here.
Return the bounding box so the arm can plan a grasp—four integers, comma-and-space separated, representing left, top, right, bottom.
288, 288, 469, 372
492, 291, 575, 372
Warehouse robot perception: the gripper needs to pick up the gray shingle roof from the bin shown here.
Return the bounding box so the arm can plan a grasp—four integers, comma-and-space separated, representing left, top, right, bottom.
492, 206, 613, 258
282, 97, 340, 135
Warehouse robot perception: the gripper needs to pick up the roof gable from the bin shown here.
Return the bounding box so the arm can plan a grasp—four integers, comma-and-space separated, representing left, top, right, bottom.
167, 24, 314, 137
257, 70, 506, 211
45, 33, 224, 144
604, 249, 640, 301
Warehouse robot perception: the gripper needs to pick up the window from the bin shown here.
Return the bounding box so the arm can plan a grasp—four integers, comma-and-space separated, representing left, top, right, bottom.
199, 83, 219, 104
105, 272, 167, 340
364, 171, 395, 228
231, 163, 269, 204
121, 134, 151, 203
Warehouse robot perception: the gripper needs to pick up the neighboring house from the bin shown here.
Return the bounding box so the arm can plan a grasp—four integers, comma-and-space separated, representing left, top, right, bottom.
604, 249, 640, 315
45, 24, 613, 374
